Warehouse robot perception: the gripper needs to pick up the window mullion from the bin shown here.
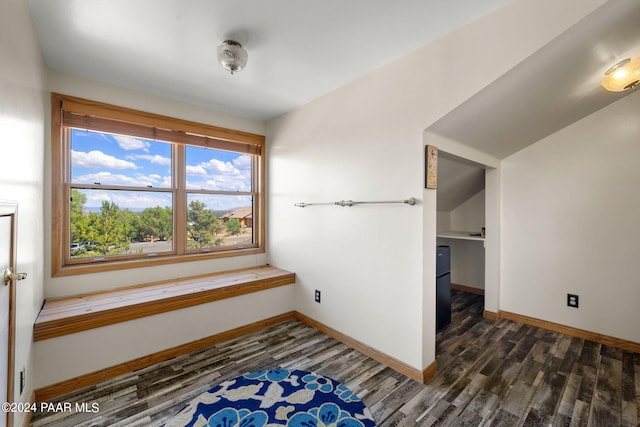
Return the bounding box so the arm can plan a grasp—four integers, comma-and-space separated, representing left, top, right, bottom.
61, 127, 72, 265
251, 156, 265, 246
174, 144, 187, 255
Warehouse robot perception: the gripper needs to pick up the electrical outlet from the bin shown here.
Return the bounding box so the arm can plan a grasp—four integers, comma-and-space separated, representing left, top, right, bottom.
20, 368, 25, 395
314, 289, 321, 303
567, 293, 579, 308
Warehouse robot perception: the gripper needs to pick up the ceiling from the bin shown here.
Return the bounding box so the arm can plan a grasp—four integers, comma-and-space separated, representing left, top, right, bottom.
437, 155, 485, 212
429, 0, 640, 160
27, 0, 640, 163
27, 0, 513, 121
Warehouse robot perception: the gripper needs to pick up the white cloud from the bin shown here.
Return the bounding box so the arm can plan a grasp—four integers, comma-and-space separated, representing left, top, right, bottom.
205, 158, 237, 175
185, 180, 207, 190
185, 175, 250, 192
186, 165, 208, 176
113, 135, 150, 151
128, 154, 171, 165
83, 189, 172, 210
73, 171, 169, 188
72, 150, 137, 170
207, 177, 250, 191
185, 154, 252, 191
233, 155, 252, 169
88, 191, 111, 203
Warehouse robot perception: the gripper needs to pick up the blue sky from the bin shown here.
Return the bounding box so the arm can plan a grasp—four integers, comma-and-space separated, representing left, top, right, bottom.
71, 129, 252, 211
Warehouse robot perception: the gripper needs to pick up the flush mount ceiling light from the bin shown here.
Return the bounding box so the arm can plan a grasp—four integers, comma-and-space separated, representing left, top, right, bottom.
601, 57, 640, 92
217, 40, 248, 75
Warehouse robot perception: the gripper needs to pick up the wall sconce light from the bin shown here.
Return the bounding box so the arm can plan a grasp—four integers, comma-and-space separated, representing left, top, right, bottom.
601, 57, 640, 92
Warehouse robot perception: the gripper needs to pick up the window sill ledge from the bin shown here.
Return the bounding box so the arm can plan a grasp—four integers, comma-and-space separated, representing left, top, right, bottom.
34, 265, 295, 341
53, 247, 265, 277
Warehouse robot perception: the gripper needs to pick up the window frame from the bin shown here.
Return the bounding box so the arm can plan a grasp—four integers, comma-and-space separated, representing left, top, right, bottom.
51, 93, 265, 277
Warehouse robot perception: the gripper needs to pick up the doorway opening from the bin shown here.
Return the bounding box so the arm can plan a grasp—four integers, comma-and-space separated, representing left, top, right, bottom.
434, 152, 487, 355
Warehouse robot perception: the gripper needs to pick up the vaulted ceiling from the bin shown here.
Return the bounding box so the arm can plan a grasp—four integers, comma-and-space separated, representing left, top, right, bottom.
429, 0, 640, 160
436, 155, 485, 212
432, 0, 640, 211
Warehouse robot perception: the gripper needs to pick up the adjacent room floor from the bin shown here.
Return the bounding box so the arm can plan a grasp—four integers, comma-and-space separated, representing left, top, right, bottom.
31, 291, 638, 426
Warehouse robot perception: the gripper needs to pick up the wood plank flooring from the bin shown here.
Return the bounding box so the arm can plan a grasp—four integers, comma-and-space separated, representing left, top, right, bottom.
31, 291, 639, 426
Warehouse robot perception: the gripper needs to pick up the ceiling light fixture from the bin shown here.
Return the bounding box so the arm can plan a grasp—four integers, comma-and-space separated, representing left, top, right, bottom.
601, 57, 640, 92
217, 40, 248, 75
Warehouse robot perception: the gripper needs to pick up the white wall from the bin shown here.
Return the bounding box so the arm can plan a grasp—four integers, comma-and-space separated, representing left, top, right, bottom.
436, 191, 486, 290
438, 239, 485, 290
436, 211, 451, 233
437, 186, 485, 233
501, 89, 640, 343
484, 168, 501, 313
0, 0, 46, 424
268, 0, 606, 372
35, 286, 293, 387
448, 190, 485, 289
450, 190, 485, 232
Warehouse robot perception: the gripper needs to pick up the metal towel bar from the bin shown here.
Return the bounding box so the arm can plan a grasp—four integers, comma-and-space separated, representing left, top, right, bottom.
294, 197, 417, 208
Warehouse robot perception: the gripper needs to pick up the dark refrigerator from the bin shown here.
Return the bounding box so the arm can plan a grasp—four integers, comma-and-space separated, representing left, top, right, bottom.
436, 245, 451, 331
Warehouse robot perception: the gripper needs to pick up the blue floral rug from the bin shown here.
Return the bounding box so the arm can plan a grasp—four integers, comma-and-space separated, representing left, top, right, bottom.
166, 369, 377, 427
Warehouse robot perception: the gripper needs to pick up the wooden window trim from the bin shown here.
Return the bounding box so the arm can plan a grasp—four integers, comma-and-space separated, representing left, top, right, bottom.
51, 93, 266, 277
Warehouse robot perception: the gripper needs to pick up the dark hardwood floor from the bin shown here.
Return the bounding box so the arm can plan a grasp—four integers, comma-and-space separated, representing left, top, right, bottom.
32, 291, 639, 426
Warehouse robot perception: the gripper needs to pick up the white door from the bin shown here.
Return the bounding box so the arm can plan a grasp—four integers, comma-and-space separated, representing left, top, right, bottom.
0, 204, 17, 427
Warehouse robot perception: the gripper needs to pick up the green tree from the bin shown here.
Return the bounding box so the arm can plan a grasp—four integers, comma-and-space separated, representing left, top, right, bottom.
140, 206, 173, 241
88, 201, 131, 255
225, 218, 242, 236
70, 189, 90, 243
120, 209, 143, 242
187, 200, 223, 248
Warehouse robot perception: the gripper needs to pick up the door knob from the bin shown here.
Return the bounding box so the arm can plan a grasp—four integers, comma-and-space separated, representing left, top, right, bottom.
3, 268, 27, 286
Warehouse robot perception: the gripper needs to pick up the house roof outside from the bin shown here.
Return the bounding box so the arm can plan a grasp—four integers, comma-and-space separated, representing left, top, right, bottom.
223, 206, 252, 220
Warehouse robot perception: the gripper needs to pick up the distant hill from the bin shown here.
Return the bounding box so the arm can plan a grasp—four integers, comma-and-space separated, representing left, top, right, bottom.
84, 206, 148, 213
84, 206, 239, 217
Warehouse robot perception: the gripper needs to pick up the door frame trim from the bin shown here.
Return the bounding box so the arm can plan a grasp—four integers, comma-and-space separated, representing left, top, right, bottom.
0, 201, 18, 427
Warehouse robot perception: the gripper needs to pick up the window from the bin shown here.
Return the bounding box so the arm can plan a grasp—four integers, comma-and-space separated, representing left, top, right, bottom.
51, 93, 265, 276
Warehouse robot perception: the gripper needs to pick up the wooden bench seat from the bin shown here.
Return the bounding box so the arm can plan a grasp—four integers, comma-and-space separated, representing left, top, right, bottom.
34, 265, 295, 341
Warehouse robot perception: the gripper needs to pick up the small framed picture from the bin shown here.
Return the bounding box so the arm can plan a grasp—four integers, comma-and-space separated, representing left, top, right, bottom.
425, 145, 438, 189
